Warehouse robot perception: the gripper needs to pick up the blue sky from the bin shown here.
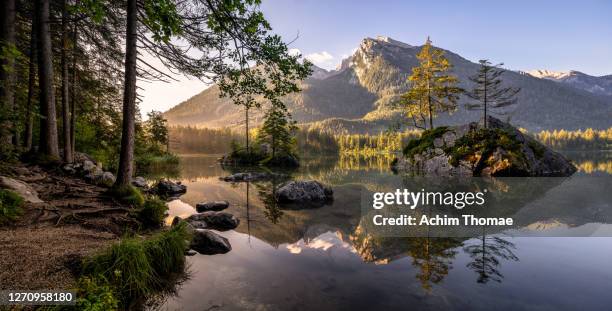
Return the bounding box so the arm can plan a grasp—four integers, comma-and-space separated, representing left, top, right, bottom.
140, 0, 612, 116
260, 0, 612, 74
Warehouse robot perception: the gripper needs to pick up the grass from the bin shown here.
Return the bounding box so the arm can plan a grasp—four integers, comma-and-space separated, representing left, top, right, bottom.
137, 197, 169, 228
80, 223, 191, 307
110, 185, 144, 207
403, 126, 449, 158
143, 222, 191, 277
82, 238, 155, 301
0, 189, 24, 225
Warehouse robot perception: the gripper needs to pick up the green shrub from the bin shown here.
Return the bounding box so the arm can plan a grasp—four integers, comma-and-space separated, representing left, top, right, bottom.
82, 238, 155, 302
75, 276, 119, 311
138, 197, 168, 228
0, 189, 24, 225
143, 222, 191, 277
110, 185, 144, 207
403, 126, 449, 158
80, 224, 192, 306
447, 128, 523, 166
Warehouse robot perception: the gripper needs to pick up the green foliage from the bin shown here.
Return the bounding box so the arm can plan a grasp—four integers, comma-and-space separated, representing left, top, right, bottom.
143, 222, 191, 277
110, 185, 144, 207
142, 0, 182, 43
82, 238, 155, 302
256, 104, 298, 159
447, 128, 523, 167
396, 37, 463, 130
465, 60, 521, 127
403, 127, 449, 158
145, 111, 169, 151
74, 276, 119, 311
81, 224, 191, 306
138, 197, 168, 228
0, 189, 24, 225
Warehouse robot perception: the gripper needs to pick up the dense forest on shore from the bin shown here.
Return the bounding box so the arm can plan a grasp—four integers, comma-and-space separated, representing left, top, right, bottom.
167, 126, 612, 156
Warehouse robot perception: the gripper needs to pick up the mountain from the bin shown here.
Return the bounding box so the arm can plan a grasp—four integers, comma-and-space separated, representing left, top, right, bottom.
526, 69, 612, 96
164, 36, 612, 133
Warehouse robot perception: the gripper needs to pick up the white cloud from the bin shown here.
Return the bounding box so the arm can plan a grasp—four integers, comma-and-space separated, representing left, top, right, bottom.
288, 48, 302, 57
306, 51, 333, 63
305, 51, 336, 69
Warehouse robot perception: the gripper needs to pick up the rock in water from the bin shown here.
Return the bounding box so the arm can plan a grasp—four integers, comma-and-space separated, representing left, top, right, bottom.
196, 201, 229, 212
187, 211, 240, 230
392, 116, 577, 177
190, 230, 231, 255
153, 180, 187, 196
0, 176, 43, 203
275, 180, 333, 203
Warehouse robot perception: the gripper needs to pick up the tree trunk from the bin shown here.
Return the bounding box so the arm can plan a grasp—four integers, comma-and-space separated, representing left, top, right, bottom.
36, 0, 60, 158
61, 0, 73, 162
114, 0, 138, 187
245, 106, 249, 154
0, 0, 16, 151
70, 23, 77, 157
24, 15, 38, 150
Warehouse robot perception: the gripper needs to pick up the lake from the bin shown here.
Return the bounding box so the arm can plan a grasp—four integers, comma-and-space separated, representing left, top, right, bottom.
155, 152, 612, 311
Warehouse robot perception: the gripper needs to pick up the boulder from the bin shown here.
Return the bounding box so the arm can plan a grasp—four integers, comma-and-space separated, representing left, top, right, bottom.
132, 176, 148, 189
84, 168, 103, 184
153, 180, 187, 196
196, 200, 229, 212
392, 116, 577, 177
190, 229, 232, 255
187, 211, 239, 231
0, 176, 43, 203
82, 160, 96, 173
275, 180, 333, 203
98, 172, 115, 187
62, 164, 76, 175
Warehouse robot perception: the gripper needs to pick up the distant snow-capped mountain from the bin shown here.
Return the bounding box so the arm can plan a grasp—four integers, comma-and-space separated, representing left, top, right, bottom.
164, 36, 612, 133
527, 69, 612, 96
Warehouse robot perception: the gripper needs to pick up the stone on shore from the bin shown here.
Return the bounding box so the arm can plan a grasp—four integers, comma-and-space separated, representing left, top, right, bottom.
0, 176, 43, 203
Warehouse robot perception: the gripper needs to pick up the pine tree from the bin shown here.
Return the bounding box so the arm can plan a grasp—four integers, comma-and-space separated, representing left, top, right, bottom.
257, 103, 296, 159
465, 60, 521, 128
397, 37, 462, 130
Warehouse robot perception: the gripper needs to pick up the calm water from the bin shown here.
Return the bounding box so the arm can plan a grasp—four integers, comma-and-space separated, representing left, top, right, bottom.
155, 152, 612, 311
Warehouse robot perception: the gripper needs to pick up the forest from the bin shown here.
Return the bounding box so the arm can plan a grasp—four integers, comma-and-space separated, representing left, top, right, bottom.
0, 0, 310, 308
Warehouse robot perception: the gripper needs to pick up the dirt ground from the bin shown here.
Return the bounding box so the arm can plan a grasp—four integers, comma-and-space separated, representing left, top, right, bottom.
0, 164, 136, 290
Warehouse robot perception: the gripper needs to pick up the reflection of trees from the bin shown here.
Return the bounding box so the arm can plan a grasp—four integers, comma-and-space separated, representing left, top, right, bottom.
463, 230, 518, 284
253, 177, 284, 224
407, 237, 462, 291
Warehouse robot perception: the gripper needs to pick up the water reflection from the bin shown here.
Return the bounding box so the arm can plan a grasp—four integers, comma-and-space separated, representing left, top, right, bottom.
156, 152, 612, 310
463, 230, 518, 284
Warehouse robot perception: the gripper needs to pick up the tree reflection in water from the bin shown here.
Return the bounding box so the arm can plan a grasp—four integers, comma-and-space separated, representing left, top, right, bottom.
254, 176, 284, 224
463, 228, 518, 283
406, 237, 463, 291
